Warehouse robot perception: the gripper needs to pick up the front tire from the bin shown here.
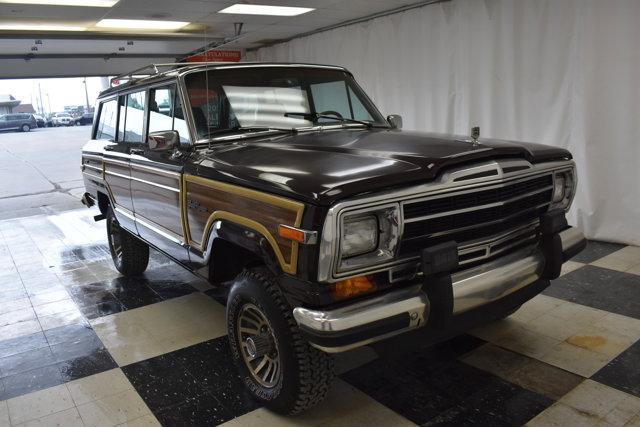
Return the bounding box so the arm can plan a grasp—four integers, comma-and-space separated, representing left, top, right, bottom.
227, 267, 334, 415
106, 207, 149, 276
21, 124, 30, 132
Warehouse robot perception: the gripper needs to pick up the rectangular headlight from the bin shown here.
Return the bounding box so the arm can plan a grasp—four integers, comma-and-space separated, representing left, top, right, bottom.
342, 215, 378, 257
337, 204, 400, 273
551, 168, 576, 210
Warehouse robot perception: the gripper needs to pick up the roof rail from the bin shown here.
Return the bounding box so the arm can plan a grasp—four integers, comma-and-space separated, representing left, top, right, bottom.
109, 62, 222, 87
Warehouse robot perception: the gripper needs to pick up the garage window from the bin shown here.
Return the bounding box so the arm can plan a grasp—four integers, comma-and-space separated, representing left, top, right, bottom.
95, 99, 117, 141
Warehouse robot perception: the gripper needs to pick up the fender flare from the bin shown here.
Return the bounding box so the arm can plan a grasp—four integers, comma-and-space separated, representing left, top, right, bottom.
200, 215, 285, 274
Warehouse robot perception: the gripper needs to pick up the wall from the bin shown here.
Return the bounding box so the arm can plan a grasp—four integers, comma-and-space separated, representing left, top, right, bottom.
247, 0, 640, 245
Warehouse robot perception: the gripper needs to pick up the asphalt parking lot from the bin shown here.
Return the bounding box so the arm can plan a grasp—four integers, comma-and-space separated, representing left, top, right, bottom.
0, 126, 90, 220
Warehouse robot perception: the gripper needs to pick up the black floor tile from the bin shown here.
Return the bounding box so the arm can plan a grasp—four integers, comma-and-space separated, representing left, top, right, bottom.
592, 340, 640, 398
0, 346, 57, 377
0, 331, 49, 358
124, 337, 259, 421
146, 280, 197, 300
572, 240, 626, 264
79, 300, 125, 320
154, 392, 234, 426
44, 323, 96, 346
1, 365, 63, 400
545, 265, 640, 319
342, 337, 552, 425
57, 349, 117, 382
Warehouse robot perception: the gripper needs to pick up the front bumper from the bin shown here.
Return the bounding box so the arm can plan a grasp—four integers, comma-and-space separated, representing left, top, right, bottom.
293, 226, 586, 353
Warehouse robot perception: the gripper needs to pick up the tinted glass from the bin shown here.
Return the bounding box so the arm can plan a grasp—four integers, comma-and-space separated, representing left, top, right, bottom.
184, 67, 386, 140
147, 85, 190, 144
95, 99, 117, 140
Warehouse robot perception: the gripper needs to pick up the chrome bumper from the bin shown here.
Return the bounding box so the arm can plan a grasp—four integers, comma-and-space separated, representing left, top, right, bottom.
293, 226, 585, 353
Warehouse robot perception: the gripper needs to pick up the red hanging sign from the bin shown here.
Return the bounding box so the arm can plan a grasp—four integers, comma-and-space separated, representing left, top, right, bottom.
185, 49, 242, 63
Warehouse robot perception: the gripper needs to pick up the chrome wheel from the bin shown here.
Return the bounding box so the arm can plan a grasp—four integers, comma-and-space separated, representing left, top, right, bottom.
237, 303, 280, 388
108, 217, 124, 265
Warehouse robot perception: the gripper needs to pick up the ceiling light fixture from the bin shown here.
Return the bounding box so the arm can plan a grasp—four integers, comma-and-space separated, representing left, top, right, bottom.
95, 19, 189, 30
0, 23, 86, 31
218, 4, 314, 16
0, 0, 119, 6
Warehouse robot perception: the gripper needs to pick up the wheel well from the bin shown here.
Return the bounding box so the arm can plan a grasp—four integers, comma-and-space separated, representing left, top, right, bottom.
97, 192, 110, 216
209, 239, 262, 283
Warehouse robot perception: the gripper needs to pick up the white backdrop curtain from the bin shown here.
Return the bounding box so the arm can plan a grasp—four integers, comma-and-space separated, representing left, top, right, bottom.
246, 0, 640, 245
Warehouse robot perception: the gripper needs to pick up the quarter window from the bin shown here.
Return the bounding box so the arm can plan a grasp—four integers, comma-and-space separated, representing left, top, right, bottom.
95, 99, 117, 140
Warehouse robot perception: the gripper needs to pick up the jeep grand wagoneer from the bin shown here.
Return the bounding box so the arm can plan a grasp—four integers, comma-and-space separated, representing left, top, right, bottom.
81, 62, 586, 414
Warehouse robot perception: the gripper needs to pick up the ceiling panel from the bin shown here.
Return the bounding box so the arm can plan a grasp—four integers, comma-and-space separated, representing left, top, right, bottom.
0, 0, 440, 77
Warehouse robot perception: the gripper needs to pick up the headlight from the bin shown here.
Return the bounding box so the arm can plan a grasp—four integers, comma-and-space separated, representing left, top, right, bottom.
342, 215, 378, 257
551, 168, 576, 210
337, 204, 400, 273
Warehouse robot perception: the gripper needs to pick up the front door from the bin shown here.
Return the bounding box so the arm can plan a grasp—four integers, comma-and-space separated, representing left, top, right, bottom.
130, 84, 191, 263
102, 92, 146, 232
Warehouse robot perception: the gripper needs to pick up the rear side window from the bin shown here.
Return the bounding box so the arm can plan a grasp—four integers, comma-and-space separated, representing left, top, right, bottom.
95, 99, 117, 140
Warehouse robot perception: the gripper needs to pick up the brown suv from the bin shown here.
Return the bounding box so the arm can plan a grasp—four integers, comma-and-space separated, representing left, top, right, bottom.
81, 62, 586, 414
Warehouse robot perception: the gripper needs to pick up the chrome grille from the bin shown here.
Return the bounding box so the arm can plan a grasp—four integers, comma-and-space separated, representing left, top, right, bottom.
399, 173, 553, 266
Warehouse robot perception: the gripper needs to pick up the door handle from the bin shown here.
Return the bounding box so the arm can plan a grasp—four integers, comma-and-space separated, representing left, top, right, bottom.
104, 145, 115, 151
129, 148, 144, 155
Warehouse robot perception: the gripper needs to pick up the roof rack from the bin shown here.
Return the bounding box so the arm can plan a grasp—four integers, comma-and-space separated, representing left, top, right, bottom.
109, 62, 223, 87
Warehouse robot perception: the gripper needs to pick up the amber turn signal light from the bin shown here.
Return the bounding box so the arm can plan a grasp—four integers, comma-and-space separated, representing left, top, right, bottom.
332, 276, 376, 300
278, 225, 305, 243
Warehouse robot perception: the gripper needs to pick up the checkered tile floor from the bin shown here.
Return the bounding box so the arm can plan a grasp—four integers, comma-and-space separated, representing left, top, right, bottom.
0, 210, 639, 426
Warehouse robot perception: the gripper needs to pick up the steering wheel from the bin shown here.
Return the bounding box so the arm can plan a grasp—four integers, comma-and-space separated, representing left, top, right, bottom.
318, 110, 343, 119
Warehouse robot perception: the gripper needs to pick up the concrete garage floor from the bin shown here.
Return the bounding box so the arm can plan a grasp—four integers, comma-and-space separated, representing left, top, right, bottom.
0, 129, 639, 425
0, 126, 89, 220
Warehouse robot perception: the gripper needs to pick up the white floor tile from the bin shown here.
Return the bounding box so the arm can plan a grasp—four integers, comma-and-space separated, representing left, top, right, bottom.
67, 369, 133, 406
7, 384, 75, 425
77, 389, 152, 427
221, 379, 416, 427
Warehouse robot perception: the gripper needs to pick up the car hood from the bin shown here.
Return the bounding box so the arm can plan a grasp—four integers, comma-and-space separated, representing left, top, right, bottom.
191, 128, 571, 206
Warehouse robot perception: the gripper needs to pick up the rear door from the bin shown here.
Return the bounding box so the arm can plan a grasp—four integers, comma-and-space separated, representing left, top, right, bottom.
130, 83, 191, 262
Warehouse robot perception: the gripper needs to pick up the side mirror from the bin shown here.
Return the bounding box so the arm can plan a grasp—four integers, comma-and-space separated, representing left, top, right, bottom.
387, 114, 403, 129
148, 130, 180, 151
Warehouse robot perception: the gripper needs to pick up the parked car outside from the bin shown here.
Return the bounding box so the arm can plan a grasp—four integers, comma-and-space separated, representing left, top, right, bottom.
75, 112, 94, 126
0, 113, 37, 132
52, 113, 73, 126
33, 114, 46, 128
81, 62, 586, 415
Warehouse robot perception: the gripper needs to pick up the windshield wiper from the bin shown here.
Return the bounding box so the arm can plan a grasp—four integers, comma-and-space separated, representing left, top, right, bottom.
284, 112, 374, 128
236, 126, 298, 133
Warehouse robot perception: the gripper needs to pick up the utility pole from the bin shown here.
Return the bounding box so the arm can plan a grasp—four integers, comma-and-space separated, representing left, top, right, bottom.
38, 83, 45, 115
46, 93, 51, 115
83, 77, 90, 112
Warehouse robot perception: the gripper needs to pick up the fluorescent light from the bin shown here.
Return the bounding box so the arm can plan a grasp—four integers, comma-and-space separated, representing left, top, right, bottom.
218, 4, 314, 16
0, 0, 119, 6
0, 23, 86, 31
96, 19, 189, 30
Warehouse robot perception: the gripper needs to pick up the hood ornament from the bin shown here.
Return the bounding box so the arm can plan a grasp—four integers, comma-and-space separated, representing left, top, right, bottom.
470, 126, 480, 147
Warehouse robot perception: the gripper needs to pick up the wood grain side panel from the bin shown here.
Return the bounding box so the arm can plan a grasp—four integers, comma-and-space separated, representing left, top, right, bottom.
184, 176, 304, 273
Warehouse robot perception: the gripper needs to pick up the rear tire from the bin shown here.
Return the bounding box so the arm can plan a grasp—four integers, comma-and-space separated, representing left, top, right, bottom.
227, 267, 334, 415
106, 207, 149, 276
21, 124, 30, 132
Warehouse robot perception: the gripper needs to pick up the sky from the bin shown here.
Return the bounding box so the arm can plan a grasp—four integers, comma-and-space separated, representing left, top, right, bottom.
0, 77, 109, 115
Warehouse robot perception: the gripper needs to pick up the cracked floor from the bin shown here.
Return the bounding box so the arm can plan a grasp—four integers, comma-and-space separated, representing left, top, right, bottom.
0, 126, 90, 220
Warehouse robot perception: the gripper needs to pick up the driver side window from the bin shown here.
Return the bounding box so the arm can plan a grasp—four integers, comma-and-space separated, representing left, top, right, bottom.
148, 85, 190, 144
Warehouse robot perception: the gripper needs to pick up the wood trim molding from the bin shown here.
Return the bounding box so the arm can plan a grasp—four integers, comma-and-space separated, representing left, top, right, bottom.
182, 174, 305, 274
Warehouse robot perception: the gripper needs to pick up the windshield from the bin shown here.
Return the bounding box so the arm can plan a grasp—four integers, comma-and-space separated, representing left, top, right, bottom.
184, 67, 387, 141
